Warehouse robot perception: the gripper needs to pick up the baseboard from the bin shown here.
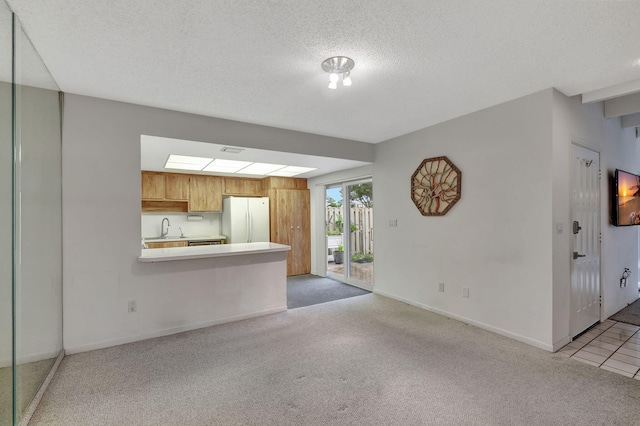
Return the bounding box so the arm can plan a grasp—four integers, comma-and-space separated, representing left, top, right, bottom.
19, 349, 64, 426
65, 306, 287, 355
552, 336, 572, 352
0, 348, 61, 369
373, 289, 554, 352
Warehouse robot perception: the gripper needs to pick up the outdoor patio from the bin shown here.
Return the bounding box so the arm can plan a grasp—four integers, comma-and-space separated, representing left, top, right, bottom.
327, 259, 374, 285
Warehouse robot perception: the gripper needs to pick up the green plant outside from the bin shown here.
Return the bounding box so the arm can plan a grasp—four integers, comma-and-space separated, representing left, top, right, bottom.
351, 252, 373, 263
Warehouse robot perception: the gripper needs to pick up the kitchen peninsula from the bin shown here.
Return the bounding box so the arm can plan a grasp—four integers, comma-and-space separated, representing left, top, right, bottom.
138, 241, 290, 262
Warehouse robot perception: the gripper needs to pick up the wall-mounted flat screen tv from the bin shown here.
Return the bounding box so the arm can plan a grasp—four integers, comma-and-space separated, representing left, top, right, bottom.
614, 169, 640, 226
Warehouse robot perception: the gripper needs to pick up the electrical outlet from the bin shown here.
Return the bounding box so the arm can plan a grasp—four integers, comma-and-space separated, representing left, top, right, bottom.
388, 219, 398, 227
438, 282, 445, 292
128, 300, 137, 312
462, 288, 469, 298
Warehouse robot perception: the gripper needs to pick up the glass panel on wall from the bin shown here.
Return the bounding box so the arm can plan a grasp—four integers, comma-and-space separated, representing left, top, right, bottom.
0, 1, 14, 424
12, 9, 63, 426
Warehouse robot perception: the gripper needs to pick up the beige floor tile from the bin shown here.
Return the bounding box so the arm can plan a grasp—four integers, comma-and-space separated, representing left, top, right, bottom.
603, 319, 617, 325
602, 358, 640, 375
616, 346, 640, 359
571, 356, 601, 368
594, 323, 613, 330
574, 335, 594, 344
587, 340, 620, 351
600, 364, 636, 378
573, 350, 607, 365
623, 341, 640, 351
602, 330, 635, 340
611, 352, 640, 367
567, 341, 585, 350
611, 323, 640, 332
580, 345, 614, 357
595, 335, 626, 346
558, 347, 578, 357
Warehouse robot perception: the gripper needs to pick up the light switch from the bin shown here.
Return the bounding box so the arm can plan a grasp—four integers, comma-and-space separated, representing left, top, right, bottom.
389, 219, 397, 227
555, 222, 563, 234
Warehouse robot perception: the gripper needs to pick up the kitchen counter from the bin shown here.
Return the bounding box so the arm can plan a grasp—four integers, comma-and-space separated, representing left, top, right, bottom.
142, 235, 227, 243
137, 242, 290, 262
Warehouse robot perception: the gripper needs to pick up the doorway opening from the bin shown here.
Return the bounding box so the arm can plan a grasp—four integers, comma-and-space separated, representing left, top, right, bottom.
325, 179, 373, 289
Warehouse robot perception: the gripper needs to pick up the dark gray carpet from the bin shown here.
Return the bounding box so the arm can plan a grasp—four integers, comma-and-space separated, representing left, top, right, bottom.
287, 274, 370, 309
610, 297, 640, 326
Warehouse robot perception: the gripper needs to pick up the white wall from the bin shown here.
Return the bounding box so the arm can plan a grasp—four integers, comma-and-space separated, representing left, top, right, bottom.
373, 89, 555, 350
141, 212, 221, 239
62, 94, 372, 353
551, 91, 639, 347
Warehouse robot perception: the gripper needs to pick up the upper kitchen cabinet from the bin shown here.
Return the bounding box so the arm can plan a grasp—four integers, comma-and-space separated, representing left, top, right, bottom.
223, 177, 263, 197
262, 176, 307, 191
141, 171, 165, 199
189, 175, 222, 212
165, 173, 190, 200
141, 171, 190, 212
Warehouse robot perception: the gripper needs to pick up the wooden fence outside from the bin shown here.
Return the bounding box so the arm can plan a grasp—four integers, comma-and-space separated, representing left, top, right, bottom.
326, 205, 373, 254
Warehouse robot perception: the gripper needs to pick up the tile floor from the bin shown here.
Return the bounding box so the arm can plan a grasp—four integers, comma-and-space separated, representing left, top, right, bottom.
559, 319, 640, 379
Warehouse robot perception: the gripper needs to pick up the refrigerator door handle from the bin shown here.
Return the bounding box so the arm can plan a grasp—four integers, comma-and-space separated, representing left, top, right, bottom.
246, 210, 250, 243
248, 207, 252, 242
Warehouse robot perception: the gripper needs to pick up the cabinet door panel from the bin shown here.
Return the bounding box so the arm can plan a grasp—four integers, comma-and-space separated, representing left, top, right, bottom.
189, 176, 222, 212
165, 174, 189, 200
141, 172, 165, 199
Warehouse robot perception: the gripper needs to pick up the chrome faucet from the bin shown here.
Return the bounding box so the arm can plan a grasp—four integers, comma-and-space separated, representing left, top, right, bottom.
161, 217, 170, 238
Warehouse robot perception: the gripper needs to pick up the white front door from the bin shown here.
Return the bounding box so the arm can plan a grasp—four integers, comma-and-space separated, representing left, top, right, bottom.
570, 144, 601, 338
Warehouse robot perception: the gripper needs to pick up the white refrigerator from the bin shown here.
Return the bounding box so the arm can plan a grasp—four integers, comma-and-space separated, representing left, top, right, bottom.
222, 196, 270, 243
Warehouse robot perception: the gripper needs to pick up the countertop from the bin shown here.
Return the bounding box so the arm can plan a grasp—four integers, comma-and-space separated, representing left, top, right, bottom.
137, 242, 290, 263
142, 235, 227, 243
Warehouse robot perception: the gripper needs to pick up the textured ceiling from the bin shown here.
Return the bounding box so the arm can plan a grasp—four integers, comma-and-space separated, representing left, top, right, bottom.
6, 0, 640, 143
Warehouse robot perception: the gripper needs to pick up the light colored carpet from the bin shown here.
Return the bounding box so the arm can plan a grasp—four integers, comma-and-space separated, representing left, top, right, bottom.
0, 357, 56, 426
30, 295, 640, 425
610, 297, 640, 326
287, 274, 370, 309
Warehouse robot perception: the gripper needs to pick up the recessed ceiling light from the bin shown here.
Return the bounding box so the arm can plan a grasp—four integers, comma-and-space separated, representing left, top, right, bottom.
203, 158, 253, 173
238, 162, 286, 175
165, 154, 213, 171
268, 166, 317, 177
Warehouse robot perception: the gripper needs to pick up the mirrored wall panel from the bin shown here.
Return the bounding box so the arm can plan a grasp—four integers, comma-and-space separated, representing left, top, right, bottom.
1, 2, 63, 424
0, 1, 14, 424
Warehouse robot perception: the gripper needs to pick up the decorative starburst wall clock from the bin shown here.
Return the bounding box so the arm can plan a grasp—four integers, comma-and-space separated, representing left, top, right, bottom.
411, 156, 461, 216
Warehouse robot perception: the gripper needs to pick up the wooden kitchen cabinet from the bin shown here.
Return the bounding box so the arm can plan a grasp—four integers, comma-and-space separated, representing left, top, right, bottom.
223, 177, 262, 196
189, 175, 222, 212
141, 171, 165, 199
145, 240, 188, 249
165, 173, 190, 200
270, 189, 310, 276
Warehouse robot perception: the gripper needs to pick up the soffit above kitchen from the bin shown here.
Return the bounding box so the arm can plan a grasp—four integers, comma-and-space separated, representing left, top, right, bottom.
6, 1, 640, 143
141, 135, 370, 178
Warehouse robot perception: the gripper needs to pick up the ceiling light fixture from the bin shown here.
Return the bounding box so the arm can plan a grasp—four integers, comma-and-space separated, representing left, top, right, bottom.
322, 56, 354, 89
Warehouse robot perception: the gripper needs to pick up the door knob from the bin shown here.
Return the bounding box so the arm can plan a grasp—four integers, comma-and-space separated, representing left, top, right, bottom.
573, 251, 586, 259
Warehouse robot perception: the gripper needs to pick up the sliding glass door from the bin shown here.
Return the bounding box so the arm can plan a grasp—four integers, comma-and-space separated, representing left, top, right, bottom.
325, 179, 373, 289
